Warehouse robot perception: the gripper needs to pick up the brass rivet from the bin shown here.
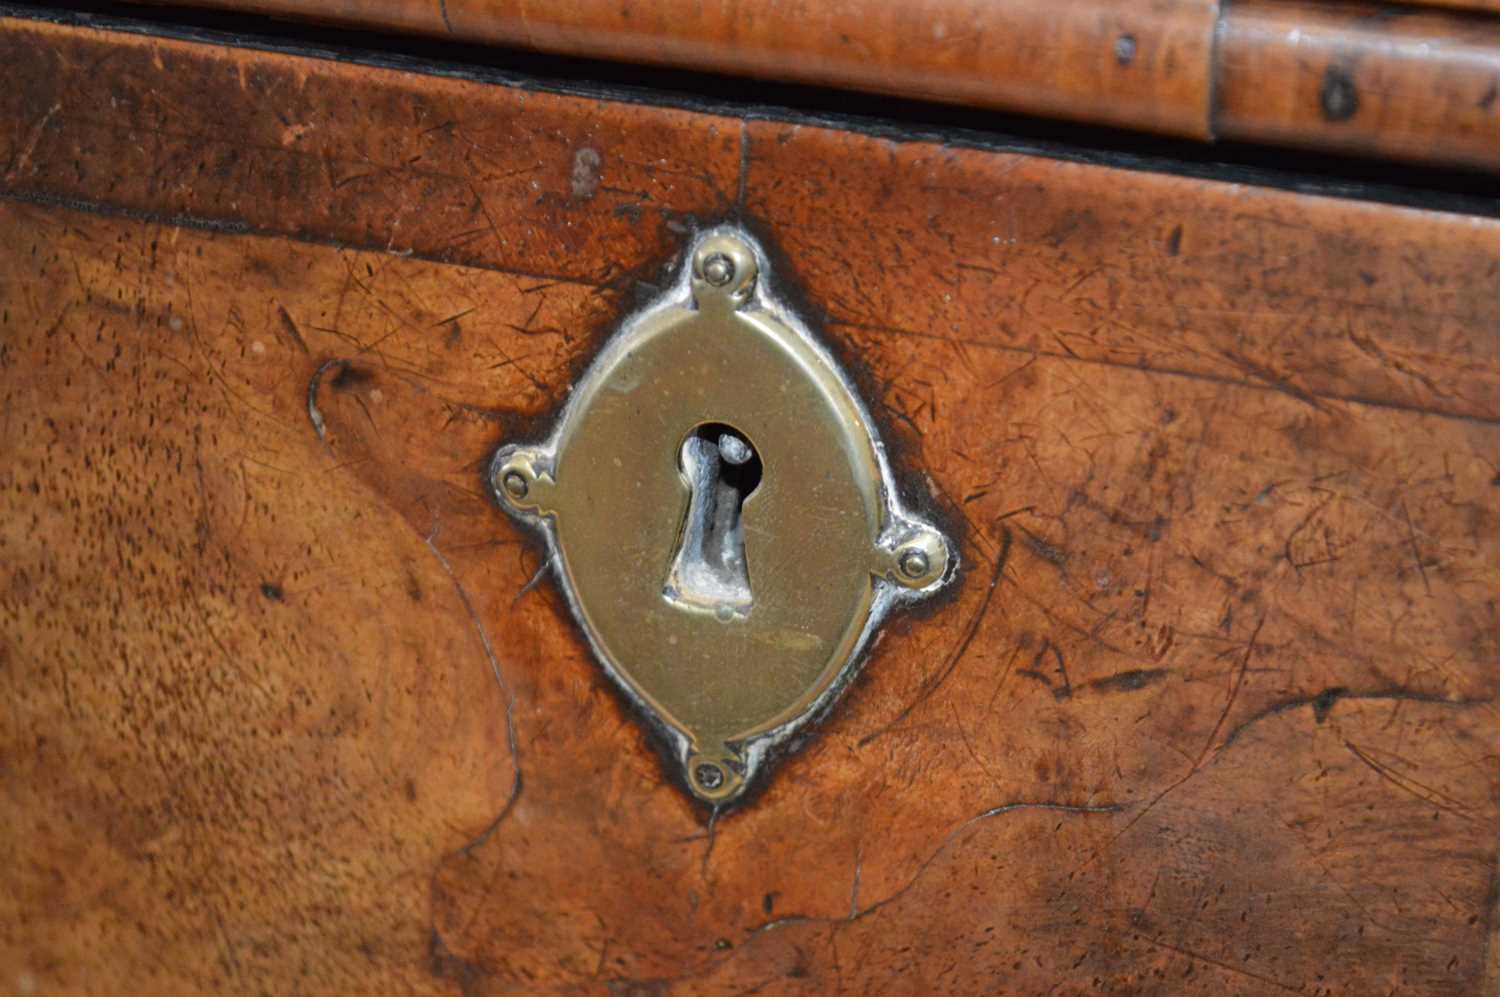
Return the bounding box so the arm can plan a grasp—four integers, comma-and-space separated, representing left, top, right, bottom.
702, 253, 735, 287
693, 761, 725, 791
501, 470, 529, 499
898, 548, 930, 580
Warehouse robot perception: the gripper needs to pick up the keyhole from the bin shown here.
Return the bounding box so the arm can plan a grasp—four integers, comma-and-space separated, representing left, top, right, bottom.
663, 423, 763, 621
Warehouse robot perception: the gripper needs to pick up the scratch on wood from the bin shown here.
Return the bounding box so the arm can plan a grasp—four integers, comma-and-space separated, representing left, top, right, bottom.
700, 808, 721, 879
306, 357, 349, 441
848, 843, 863, 918
1140, 935, 1302, 993
424, 526, 524, 855
1017, 638, 1074, 699
1079, 615, 1266, 868
1219, 350, 1329, 412
1017, 525, 1068, 567
1201, 614, 1265, 756
746, 801, 1122, 938
858, 528, 1011, 747
1401, 500, 1433, 596
275, 303, 310, 355
1344, 739, 1474, 822
5, 101, 60, 180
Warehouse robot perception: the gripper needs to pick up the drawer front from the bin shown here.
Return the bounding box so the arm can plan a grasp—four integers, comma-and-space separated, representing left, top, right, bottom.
2, 15, 1498, 995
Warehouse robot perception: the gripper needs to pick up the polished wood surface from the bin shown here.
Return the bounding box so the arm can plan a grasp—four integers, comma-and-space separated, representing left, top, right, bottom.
1219, 0, 1500, 171
128, 0, 1500, 170
140, 0, 1222, 138
4, 17, 1500, 995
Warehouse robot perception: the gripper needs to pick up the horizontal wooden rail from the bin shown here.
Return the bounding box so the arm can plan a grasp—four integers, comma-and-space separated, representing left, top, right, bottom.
130, 0, 1500, 171
1219, 1, 1500, 172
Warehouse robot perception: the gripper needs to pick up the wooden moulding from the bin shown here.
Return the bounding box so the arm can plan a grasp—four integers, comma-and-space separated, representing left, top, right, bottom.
144, 0, 1224, 136
4, 16, 1500, 994
126, 0, 1500, 170
1217, 0, 1500, 172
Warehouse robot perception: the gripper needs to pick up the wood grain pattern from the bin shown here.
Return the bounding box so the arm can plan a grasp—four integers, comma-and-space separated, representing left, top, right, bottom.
1218, 0, 1500, 172
3, 18, 1500, 995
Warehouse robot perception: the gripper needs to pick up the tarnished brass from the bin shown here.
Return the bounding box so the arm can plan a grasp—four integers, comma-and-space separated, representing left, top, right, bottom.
490, 227, 953, 805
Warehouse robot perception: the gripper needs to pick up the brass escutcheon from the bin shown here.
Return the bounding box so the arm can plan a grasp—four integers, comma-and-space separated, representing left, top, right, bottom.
490, 227, 954, 806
